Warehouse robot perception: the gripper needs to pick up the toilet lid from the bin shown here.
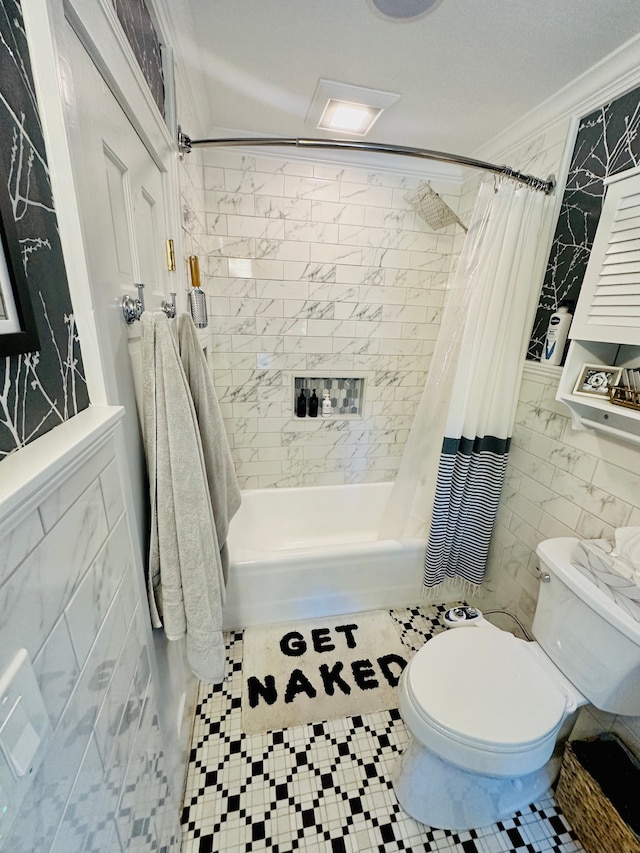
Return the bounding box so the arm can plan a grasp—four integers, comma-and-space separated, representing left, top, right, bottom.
406, 629, 568, 750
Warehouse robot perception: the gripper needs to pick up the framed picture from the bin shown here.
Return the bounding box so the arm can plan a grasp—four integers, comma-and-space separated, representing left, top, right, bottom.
0, 169, 40, 356
572, 364, 622, 398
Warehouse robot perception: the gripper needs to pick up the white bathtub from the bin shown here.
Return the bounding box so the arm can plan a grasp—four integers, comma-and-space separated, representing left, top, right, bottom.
223, 482, 426, 629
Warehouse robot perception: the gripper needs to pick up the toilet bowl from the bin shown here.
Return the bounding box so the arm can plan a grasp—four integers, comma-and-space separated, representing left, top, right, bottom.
393, 624, 585, 830
392, 537, 640, 831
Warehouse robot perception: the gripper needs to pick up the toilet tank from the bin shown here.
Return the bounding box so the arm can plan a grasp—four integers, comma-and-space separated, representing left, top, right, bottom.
533, 537, 640, 715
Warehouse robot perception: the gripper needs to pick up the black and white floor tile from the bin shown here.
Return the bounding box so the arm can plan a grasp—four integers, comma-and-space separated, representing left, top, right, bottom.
181, 605, 585, 853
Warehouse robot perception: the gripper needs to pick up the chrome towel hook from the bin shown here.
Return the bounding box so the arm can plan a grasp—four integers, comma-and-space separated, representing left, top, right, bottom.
122, 283, 145, 325
161, 292, 177, 319
122, 283, 177, 324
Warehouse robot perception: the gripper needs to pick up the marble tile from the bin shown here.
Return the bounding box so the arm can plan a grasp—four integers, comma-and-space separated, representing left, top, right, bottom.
226, 214, 284, 239
38, 441, 113, 532
255, 279, 310, 300
94, 614, 138, 764
284, 175, 340, 202
310, 199, 366, 225
32, 614, 79, 727
100, 459, 125, 530
205, 190, 255, 216
574, 510, 616, 541
0, 479, 109, 661
591, 458, 640, 509
255, 194, 312, 220
65, 517, 131, 665
227, 257, 284, 279
284, 260, 337, 282
223, 168, 284, 196
527, 432, 598, 481
339, 182, 393, 207
285, 219, 339, 243
0, 508, 45, 586
309, 242, 362, 265
550, 468, 632, 528
49, 735, 104, 853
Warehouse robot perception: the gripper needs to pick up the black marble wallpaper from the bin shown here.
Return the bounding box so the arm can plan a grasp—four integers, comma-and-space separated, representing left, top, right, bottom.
528, 85, 640, 359
0, 0, 89, 460
113, 0, 165, 117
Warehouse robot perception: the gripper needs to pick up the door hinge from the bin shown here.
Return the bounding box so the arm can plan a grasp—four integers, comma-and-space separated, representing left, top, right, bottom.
165, 238, 176, 272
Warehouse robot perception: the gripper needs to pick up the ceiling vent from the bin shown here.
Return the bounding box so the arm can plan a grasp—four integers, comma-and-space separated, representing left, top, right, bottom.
306, 79, 401, 136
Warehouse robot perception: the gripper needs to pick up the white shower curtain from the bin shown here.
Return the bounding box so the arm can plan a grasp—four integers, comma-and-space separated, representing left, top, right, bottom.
380, 178, 552, 590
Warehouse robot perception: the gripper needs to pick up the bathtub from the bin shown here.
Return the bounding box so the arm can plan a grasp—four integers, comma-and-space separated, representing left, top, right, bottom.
223, 482, 426, 629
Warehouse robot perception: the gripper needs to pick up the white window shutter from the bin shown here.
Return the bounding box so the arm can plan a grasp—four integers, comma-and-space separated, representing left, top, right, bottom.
572, 170, 640, 344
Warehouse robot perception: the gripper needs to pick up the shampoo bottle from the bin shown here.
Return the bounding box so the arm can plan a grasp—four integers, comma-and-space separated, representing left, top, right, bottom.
308, 389, 319, 417
296, 390, 307, 417
541, 302, 573, 366
321, 390, 332, 417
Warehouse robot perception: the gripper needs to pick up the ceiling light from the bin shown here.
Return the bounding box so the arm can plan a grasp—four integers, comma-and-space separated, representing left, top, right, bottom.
306, 79, 401, 137
367, 0, 444, 20
318, 99, 382, 135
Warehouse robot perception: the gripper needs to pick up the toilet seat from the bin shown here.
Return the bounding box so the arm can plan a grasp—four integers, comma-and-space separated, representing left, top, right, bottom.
400, 629, 570, 777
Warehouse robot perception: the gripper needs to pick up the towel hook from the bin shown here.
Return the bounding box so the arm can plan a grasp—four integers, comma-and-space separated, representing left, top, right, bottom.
161, 292, 177, 319
122, 283, 145, 325
122, 284, 177, 324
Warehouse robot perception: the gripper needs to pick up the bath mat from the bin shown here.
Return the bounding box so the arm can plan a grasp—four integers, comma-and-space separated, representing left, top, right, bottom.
241, 610, 410, 734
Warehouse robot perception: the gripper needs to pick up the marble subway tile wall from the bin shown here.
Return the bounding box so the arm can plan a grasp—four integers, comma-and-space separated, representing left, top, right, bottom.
478, 363, 640, 752
0, 425, 181, 853
190, 150, 462, 488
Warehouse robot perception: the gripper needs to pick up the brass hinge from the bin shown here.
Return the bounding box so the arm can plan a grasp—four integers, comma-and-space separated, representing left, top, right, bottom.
165, 238, 176, 272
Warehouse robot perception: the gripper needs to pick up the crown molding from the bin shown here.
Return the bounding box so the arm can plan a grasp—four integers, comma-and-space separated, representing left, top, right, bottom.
477, 32, 640, 162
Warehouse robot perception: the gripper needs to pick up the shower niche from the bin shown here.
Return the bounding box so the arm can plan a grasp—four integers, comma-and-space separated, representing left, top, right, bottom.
294, 376, 364, 418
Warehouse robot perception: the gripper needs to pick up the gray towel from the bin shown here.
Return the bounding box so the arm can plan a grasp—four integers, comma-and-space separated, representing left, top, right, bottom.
175, 313, 241, 581
141, 312, 239, 683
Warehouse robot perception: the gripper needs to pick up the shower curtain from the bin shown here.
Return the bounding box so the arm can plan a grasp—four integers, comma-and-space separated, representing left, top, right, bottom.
380, 178, 552, 591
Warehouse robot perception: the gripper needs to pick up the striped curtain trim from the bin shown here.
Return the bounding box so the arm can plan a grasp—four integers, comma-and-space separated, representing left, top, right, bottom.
424, 435, 510, 589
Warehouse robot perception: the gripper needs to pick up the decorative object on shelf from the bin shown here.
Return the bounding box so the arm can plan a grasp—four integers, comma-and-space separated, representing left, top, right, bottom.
572, 364, 622, 398
609, 368, 640, 411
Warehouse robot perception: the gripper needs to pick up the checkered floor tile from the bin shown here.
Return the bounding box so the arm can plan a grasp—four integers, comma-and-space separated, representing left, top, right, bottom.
181, 605, 585, 853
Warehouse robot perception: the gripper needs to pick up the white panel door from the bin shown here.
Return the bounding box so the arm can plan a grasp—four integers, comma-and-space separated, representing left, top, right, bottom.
62, 23, 173, 552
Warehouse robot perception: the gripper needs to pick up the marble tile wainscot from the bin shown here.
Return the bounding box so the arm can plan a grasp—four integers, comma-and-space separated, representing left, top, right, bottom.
189, 151, 463, 488
0, 407, 182, 853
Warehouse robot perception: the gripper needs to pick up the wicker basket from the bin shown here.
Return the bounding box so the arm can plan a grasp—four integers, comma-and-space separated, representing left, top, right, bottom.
556, 739, 640, 853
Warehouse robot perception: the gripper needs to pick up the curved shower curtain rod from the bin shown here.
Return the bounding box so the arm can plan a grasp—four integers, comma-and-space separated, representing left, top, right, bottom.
177, 130, 556, 194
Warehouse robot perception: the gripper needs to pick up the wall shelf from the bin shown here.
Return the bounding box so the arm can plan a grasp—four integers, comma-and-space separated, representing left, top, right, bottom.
556, 167, 640, 446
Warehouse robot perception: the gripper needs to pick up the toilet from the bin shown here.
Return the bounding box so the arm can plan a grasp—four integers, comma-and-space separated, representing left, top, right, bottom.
393, 537, 640, 831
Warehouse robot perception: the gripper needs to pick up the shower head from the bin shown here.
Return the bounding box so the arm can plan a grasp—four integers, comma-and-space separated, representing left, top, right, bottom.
404, 181, 467, 232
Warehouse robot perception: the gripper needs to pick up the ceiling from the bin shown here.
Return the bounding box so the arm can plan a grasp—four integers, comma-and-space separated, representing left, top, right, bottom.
164, 0, 640, 157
